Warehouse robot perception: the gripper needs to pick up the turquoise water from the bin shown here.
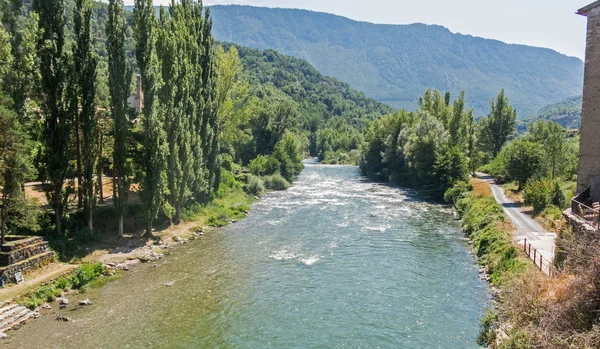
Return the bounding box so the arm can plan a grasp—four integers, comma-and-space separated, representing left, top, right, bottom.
6, 163, 489, 348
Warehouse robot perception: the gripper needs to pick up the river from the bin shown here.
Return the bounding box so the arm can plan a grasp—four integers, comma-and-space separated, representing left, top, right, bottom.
5, 162, 490, 348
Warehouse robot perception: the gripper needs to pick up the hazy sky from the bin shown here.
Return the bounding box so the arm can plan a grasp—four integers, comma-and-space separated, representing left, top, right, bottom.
123, 0, 592, 59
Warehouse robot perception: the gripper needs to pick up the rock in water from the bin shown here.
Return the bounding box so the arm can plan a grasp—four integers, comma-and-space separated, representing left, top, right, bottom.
56, 315, 70, 322
79, 299, 91, 306
116, 263, 130, 271
0, 332, 7, 339
165, 281, 175, 287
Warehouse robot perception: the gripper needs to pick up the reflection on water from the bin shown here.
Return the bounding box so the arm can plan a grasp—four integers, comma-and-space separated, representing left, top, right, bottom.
6, 162, 489, 348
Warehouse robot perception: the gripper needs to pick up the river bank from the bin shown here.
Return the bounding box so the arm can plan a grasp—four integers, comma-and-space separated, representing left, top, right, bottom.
2, 163, 489, 348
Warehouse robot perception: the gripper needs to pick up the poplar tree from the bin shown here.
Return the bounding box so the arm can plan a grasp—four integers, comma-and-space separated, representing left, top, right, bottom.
479, 90, 517, 157
106, 0, 132, 237
199, 6, 220, 199
33, 0, 72, 236
74, 0, 98, 230
134, 0, 167, 234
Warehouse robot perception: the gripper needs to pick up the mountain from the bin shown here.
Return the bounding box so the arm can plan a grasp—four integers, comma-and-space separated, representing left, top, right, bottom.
521, 95, 582, 131
208, 5, 584, 117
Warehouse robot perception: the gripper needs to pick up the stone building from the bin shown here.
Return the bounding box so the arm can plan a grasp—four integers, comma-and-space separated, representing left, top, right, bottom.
577, 1, 600, 202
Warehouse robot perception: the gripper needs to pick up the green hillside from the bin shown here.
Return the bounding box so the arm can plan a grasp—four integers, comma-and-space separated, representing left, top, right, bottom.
523, 95, 582, 130
208, 5, 584, 117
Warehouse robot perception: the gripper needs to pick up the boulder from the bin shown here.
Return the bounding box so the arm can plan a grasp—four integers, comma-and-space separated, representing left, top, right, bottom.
79, 299, 91, 306
115, 263, 130, 271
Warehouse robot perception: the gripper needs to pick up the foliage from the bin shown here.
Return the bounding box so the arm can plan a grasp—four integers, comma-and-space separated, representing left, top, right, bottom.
262, 174, 290, 191
107, 0, 132, 237
360, 89, 474, 200
524, 179, 566, 214
502, 140, 544, 191
70, 262, 106, 289
33, 0, 72, 236
524, 95, 582, 130
456, 193, 527, 284
477, 309, 499, 347
444, 181, 473, 207
19, 263, 108, 309
245, 175, 265, 197
478, 90, 517, 157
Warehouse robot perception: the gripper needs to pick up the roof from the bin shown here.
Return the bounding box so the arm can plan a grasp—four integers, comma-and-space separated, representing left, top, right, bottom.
578, 1, 600, 16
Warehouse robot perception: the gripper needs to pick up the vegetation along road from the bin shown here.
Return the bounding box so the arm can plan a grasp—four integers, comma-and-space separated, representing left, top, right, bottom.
477, 173, 557, 267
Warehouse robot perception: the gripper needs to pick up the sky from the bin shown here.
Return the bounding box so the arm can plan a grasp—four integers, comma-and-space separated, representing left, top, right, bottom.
122, 0, 592, 59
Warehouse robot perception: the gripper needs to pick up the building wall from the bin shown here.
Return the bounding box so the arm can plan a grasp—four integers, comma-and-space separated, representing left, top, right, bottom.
578, 6, 600, 202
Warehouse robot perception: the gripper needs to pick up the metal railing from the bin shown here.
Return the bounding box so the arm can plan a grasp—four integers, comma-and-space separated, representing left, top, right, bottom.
571, 187, 600, 229
523, 239, 553, 276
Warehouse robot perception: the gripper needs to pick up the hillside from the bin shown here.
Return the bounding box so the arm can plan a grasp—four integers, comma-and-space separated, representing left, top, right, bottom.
208, 5, 584, 117
524, 95, 582, 130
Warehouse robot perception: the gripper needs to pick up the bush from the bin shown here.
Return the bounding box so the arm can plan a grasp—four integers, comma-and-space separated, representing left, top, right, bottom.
523, 179, 552, 214
551, 181, 566, 209
444, 180, 473, 206
70, 263, 105, 289
245, 175, 265, 196
262, 174, 290, 190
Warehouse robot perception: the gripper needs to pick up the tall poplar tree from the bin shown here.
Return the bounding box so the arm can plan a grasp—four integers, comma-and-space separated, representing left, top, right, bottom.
33, 0, 72, 236
106, 0, 132, 237
133, 0, 167, 234
74, 0, 98, 230
479, 89, 517, 157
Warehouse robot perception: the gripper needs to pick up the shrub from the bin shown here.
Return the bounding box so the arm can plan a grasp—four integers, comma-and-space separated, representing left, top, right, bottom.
262, 174, 290, 190
444, 180, 473, 206
245, 175, 265, 196
523, 179, 552, 214
477, 309, 499, 347
551, 181, 566, 209
70, 263, 105, 289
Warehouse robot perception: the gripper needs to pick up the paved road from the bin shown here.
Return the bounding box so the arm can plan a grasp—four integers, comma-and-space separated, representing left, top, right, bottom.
476, 173, 557, 273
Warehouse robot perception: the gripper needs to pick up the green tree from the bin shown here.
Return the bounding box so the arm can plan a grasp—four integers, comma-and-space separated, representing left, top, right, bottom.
106, 0, 132, 237
0, 97, 36, 244
133, 0, 167, 235
503, 139, 544, 191
33, 0, 72, 236
74, 0, 99, 230
528, 120, 565, 179
479, 90, 517, 157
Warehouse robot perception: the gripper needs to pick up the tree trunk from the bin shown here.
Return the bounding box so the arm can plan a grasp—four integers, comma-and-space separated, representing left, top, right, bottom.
146, 219, 153, 236
55, 189, 62, 236
97, 133, 104, 203
87, 206, 93, 231
76, 114, 83, 209
1, 194, 7, 246
118, 214, 123, 238
175, 202, 181, 225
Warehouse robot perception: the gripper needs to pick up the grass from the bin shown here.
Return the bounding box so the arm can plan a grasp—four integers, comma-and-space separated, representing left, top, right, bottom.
18, 263, 116, 310
501, 182, 524, 205
180, 187, 253, 227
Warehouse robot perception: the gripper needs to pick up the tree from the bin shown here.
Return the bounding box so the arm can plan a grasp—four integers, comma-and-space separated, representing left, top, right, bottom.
133, 0, 167, 235
503, 139, 544, 191
33, 0, 72, 236
528, 120, 565, 179
106, 0, 132, 237
0, 97, 35, 245
479, 90, 517, 157
74, 0, 99, 230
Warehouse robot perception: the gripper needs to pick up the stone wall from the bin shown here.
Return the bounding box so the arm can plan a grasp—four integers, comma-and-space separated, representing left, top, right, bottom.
0, 251, 55, 282
578, 5, 600, 202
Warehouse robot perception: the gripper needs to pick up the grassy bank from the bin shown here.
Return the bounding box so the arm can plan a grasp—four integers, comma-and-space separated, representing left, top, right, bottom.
18, 263, 119, 310
452, 178, 600, 348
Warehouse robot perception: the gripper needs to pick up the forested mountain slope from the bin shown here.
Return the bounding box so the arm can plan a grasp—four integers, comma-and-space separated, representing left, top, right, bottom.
522, 95, 582, 130
208, 5, 584, 117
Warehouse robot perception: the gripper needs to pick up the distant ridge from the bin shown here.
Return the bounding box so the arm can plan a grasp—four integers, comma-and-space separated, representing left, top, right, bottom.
206, 5, 584, 117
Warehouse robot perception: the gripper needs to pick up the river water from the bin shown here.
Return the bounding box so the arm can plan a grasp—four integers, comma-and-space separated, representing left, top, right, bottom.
6, 163, 489, 348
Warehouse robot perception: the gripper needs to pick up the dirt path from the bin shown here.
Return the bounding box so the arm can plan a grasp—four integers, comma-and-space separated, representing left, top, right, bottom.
475, 173, 557, 272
